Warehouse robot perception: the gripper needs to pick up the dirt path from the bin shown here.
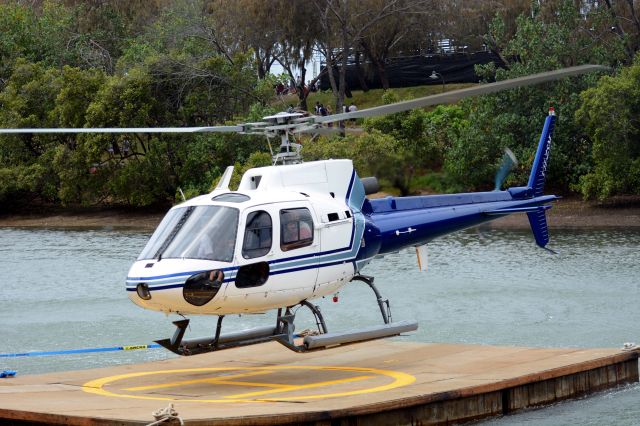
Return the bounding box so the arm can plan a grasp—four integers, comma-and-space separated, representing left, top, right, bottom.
494, 197, 640, 229
0, 209, 165, 231
0, 198, 638, 231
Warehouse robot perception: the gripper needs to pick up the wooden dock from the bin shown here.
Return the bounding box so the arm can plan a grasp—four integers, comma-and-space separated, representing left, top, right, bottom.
0, 340, 637, 425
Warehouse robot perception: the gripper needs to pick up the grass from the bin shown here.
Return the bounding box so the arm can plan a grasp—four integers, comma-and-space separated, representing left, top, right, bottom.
274, 83, 475, 112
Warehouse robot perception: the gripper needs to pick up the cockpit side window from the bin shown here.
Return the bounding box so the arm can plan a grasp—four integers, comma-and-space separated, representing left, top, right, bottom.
242, 211, 272, 259
280, 208, 314, 251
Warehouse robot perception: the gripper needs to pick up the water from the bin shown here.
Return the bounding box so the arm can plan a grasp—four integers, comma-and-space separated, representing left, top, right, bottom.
1, 226, 639, 424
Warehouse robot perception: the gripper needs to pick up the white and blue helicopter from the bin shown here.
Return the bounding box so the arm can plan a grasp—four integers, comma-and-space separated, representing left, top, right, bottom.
0, 65, 607, 355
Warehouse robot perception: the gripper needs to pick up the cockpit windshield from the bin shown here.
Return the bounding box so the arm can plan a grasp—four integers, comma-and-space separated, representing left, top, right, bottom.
137, 205, 239, 262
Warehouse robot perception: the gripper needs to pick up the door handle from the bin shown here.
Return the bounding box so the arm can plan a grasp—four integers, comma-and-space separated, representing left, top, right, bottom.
395, 227, 416, 236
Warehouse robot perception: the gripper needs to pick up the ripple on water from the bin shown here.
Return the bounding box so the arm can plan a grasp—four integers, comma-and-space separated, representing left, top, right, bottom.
1, 227, 639, 424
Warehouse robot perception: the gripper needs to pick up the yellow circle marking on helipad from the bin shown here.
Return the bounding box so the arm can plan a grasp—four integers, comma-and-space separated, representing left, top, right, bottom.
82, 365, 416, 403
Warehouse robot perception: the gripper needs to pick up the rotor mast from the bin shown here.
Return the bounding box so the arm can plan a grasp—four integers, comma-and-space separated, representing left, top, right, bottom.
260, 112, 304, 165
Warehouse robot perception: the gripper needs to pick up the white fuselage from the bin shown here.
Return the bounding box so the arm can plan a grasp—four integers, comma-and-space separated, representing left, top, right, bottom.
126, 160, 369, 315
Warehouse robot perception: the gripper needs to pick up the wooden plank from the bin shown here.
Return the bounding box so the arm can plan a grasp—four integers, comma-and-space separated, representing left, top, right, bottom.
0, 341, 637, 425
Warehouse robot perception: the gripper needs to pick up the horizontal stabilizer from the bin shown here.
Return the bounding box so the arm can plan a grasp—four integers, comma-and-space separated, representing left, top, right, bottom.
484, 205, 552, 215
528, 208, 551, 248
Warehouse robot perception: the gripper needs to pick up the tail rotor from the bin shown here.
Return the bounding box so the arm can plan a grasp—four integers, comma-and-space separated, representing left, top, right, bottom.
494, 148, 519, 191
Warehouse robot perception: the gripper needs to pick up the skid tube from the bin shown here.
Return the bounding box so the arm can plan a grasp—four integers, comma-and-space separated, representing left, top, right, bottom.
273, 275, 418, 352
156, 275, 418, 355
155, 318, 278, 356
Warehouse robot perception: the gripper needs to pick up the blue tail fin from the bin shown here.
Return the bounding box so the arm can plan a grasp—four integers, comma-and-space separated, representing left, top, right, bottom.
527, 208, 550, 248
528, 108, 557, 196
527, 109, 557, 248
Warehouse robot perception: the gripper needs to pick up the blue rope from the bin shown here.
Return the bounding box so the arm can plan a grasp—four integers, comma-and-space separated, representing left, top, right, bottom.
0, 343, 162, 358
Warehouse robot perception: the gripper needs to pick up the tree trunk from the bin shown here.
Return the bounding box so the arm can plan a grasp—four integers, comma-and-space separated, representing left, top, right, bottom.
296, 58, 309, 111
326, 60, 339, 97
354, 50, 369, 92
604, 0, 635, 62
625, 0, 640, 52
373, 57, 389, 90
337, 8, 349, 126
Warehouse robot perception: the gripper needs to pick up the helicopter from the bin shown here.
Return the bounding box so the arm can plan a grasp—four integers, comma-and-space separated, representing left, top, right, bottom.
0, 64, 608, 355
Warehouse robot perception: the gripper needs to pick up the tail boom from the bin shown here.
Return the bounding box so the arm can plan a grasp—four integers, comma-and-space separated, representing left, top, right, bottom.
361, 109, 560, 254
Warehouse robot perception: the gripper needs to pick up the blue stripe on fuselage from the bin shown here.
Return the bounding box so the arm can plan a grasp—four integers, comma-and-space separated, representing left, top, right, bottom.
127, 170, 368, 293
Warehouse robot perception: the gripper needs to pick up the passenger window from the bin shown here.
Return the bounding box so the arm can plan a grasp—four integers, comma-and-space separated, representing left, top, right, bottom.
236, 262, 269, 288
280, 208, 314, 251
242, 211, 272, 259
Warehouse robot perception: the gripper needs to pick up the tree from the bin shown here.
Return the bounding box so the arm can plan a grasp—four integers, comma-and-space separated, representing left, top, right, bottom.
358, 0, 429, 89
598, 0, 640, 62
315, 0, 429, 115
0, 60, 106, 205
0, 4, 40, 86
576, 60, 640, 200
277, 1, 322, 111
204, 0, 280, 79
443, 1, 623, 192
433, 0, 529, 63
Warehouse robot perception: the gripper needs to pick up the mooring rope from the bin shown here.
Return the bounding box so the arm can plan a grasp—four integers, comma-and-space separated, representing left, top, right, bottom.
148, 403, 184, 426
0, 343, 161, 358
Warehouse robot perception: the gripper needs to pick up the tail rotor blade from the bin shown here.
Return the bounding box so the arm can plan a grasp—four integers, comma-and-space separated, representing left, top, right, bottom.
494, 148, 518, 191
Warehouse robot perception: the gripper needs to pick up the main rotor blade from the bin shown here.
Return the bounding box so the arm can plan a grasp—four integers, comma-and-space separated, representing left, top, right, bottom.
293, 126, 365, 135
0, 125, 244, 134
314, 64, 610, 124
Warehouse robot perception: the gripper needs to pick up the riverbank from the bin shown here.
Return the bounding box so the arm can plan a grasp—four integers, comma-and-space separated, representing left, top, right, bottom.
0, 197, 638, 231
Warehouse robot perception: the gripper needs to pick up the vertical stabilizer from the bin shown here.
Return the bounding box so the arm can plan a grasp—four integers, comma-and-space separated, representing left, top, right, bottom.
528, 108, 557, 196
527, 208, 550, 248
526, 108, 557, 248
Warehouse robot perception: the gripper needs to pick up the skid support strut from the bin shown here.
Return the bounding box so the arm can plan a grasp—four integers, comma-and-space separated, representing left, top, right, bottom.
155, 316, 277, 356
301, 300, 328, 334
273, 275, 418, 352
273, 302, 328, 352
351, 275, 392, 324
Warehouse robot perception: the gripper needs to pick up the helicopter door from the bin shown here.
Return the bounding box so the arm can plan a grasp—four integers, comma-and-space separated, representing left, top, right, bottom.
223, 207, 275, 312
314, 209, 355, 297
270, 204, 320, 304
225, 203, 320, 312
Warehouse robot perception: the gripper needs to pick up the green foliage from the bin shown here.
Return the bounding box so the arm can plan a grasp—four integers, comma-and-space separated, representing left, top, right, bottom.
0, 3, 40, 82
0, 60, 107, 205
303, 94, 472, 195
362, 90, 470, 193
446, 2, 622, 192
1, 0, 638, 209
302, 129, 413, 194
575, 61, 640, 200
0, 55, 271, 207
229, 151, 273, 190
0, 1, 137, 82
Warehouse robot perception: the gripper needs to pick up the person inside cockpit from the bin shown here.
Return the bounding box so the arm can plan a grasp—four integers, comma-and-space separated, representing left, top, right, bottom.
282, 210, 312, 245
198, 231, 235, 263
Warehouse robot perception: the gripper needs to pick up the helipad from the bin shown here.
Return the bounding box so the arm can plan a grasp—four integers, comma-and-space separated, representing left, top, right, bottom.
0, 340, 637, 425
82, 365, 416, 403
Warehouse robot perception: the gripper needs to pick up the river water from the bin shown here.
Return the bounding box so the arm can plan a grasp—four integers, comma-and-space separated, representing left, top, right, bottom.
1, 225, 639, 425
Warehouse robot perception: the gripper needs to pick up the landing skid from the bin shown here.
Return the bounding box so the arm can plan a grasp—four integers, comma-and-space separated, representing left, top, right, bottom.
156, 275, 418, 356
